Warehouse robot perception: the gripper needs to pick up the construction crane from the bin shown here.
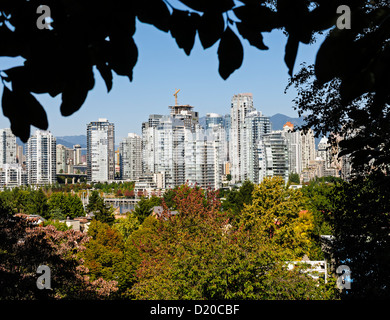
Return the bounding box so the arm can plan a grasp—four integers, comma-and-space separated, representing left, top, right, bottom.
173, 88, 180, 106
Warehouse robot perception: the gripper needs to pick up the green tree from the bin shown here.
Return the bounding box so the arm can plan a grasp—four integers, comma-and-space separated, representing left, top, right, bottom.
133, 197, 153, 224
27, 189, 49, 219
131, 184, 337, 299
66, 193, 85, 218
301, 178, 342, 237
83, 220, 139, 298
288, 172, 300, 185
49, 207, 66, 221
330, 172, 390, 299
113, 212, 140, 241
241, 177, 320, 260
86, 191, 115, 225
48, 192, 85, 219
221, 180, 254, 222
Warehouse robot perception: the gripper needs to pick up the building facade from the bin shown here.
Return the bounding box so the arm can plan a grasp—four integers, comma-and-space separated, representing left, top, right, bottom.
87, 118, 115, 182
26, 130, 56, 185
229, 93, 255, 183
0, 163, 27, 189
301, 128, 316, 171
283, 122, 302, 174
262, 131, 289, 182
120, 133, 142, 181
142, 101, 226, 189
0, 128, 17, 165
242, 110, 272, 183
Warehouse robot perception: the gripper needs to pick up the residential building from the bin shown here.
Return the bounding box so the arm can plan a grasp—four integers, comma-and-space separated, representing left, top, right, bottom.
0, 128, 17, 164
242, 110, 271, 183
229, 93, 255, 183
87, 118, 115, 182
56, 144, 68, 174
205, 113, 223, 130
185, 129, 220, 189
142, 98, 224, 189
283, 122, 302, 174
73, 144, 83, 165
142, 114, 163, 174
26, 130, 56, 185
301, 128, 316, 171
120, 133, 142, 181
262, 131, 289, 182
0, 163, 27, 189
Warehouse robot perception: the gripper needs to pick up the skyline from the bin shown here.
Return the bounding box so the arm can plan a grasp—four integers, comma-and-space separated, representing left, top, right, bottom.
0, 21, 323, 144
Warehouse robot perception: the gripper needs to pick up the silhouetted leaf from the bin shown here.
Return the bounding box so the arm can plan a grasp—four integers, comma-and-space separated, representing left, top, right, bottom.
217, 27, 243, 80
234, 4, 279, 32
0, 26, 23, 57
178, 0, 235, 12
314, 30, 353, 85
60, 65, 95, 117
198, 11, 224, 49
284, 35, 299, 76
277, 0, 312, 43
170, 9, 200, 55
307, 4, 338, 32
236, 22, 268, 50
96, 63, 113, 93
2, 86, 48, 142
135, 0, 171, 32
2, 86, 29, 142
4, 64, 64, 98
108, 36, 138, 81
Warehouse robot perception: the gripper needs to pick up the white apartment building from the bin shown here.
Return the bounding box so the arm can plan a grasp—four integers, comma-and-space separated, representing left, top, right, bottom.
262, 131, 289, 182
0, 163, 27, 189
120, 133, 142, 181
56, 144, 67, 174
87, 118, 115, 182
283, 122, 302, 174
242, 110, 272, 183
73, 144, 83, 165
229, 93, 255, 184
301, 128, 316, 171
185, 129, 222, 189
26, 130, 56, 185
142, 102, 226, 190
142, 114, 163, 174
0, 128, 17, 165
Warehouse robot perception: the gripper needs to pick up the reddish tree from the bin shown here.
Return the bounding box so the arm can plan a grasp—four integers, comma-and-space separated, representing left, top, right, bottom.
0, 212, 118, 299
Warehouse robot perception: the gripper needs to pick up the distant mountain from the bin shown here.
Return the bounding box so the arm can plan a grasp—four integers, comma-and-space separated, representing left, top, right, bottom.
269, 113, 306, 131
56, 135, 87, 149
270, 113, 322, 147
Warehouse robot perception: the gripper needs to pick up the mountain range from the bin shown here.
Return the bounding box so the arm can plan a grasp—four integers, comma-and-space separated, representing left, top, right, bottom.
16, 135, 87, 152
269, 113, 306, 130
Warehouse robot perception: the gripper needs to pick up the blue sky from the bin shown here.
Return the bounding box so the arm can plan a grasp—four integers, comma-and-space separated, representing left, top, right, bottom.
0, 17, 323, 144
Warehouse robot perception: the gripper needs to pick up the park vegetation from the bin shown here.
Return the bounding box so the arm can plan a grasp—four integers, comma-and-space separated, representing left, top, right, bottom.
2, 173, 389, 300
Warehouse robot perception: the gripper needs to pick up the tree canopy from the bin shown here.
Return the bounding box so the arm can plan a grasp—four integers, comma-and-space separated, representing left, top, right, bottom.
1, 0, 389, 148
130, 180, 337, 299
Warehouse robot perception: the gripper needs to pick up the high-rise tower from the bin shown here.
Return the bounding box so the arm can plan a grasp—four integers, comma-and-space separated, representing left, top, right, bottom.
229, 93, 255, 183
26, 130, 56, 185
87, 118, 115, 182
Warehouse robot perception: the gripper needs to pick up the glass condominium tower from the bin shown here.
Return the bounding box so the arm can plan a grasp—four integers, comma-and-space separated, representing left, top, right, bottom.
26, 130, 56, 185
87, 118, 115, 182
